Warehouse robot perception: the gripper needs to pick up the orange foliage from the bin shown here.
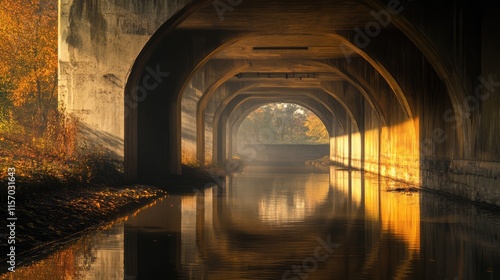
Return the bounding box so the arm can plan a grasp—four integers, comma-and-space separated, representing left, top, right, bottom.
305, 113, 329, 143
0, 0, 79, 162
0, 0, 58, 133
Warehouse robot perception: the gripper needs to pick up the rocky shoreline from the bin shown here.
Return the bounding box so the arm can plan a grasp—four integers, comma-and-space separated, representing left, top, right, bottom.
0, 160, 222, 273
0, 184, 165, 271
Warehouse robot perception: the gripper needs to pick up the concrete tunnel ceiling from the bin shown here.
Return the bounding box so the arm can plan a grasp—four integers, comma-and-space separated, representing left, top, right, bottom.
125, 0, 459, 188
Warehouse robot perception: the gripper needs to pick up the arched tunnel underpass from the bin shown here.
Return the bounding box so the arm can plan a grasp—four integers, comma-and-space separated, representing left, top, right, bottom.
121, 0, 500, 207
44, 0, 500, 278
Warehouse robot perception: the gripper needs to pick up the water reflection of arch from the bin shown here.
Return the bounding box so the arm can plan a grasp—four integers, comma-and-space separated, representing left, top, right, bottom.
188, 169, 421, 279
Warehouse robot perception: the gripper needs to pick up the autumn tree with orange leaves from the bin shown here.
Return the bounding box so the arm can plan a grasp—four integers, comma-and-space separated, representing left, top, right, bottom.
0, 0, 58, 134
304, 113, 329, 143
0, 0, 77, 159
238, 103, 329, 146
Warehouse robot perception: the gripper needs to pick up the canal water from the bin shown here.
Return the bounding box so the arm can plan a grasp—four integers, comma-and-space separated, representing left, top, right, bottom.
2, 167, 500, 279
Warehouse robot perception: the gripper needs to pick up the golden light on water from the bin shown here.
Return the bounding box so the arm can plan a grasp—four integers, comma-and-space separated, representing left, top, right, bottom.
331, 167, 421, 273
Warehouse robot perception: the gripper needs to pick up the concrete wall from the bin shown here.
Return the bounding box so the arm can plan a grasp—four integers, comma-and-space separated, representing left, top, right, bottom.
241, 144, 330, 165
59, 0, 193, 156
364, 1, 500, 204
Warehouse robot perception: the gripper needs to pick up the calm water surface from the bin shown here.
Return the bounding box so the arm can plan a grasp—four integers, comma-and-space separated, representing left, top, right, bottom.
2, 167, 500, 279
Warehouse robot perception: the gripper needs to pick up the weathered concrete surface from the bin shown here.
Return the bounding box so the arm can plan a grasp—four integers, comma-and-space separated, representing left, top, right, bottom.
240, 144, 330, 165
59, 0, 193, 156
421, 159, 500, 206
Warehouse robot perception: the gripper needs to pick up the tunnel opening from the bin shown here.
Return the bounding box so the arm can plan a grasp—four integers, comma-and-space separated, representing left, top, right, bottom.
234, 102, 330, 167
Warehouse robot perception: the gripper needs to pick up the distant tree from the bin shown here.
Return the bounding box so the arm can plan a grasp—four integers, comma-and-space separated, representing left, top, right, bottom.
238, 103, 328, 146
270, 103, 309, 143
305, 113, 329, 143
